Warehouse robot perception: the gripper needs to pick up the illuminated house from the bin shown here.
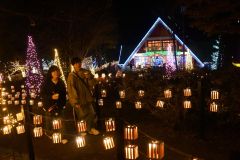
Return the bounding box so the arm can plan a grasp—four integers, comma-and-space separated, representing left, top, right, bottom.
119, 17, 204, 70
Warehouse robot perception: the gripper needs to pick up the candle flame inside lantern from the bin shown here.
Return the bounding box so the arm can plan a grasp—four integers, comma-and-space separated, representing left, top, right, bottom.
76, 136, 86, 148
103, 137, 115, 150
183, 88, 192, 97
124, 125, 138, 140
135, 101, 142, 109
148, 141, 164, 159
101, 89, 107, 98
77, 120, 87, 133
125, 145, 139, 159
105, 118, 115, 132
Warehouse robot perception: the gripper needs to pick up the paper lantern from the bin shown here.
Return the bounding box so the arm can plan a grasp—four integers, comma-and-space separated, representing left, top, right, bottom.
11, 90, 15, 93
37, 101, 43, 107
210, 102, 218, 112
101, 89, 107, 98
2, 100, 6, 105
138, 90, 144, 97
101, 73, 106, 79
52, 133, 62, 143
52, 119, 62, 130
7, 100, 12, 105
29, 100, 34, 105
21, 85, 25, 88
15, 94, 20, 99
94, 73, 99, 79
14, 100, 19, 105
11, 86, 14, 89
156, 100, 164, 108
3, 116, 10, 124
183, 100, 192, 109
103, 137, 115, 150
3, 125, 12, 135
16, 124, 25, 134
138, 73, 143, 78
76, 136, 86, 148
135, 101, 142, 109
11, 97, 15, 101
164, 89, 172, 98
119, 90, 126, 99
30, 92, 36, 99
16, 112, 24, 121
122, 73, 126, 78
21, 100, 26, 104
1, 91, 6, 97
98, 99, 104, 106
33, 115, 43, 125
125, 145, 139, 159
211, 90, 219, 100
77, 120, 87, 133
148, 141, 164, 159
108, 73, 112, 78
33, 127, 43, 137
105, 118, 115, 132
124, 125, 138, 140
22, 93, 27, 99
2, 107, 7, 112
183, 88, 192, 97
116, 101, 122, 109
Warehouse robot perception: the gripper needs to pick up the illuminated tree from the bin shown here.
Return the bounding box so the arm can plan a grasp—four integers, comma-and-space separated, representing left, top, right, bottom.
54, 49, 67, 87
211, 36, 221, 70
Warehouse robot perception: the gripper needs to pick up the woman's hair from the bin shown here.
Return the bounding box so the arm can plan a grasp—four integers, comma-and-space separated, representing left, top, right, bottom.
46, 65, 61, 80
71, 57, 82, 65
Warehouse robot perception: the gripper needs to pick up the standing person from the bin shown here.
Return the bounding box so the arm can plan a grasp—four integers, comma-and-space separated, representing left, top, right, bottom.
67, 57, 100, 135
41, 65, 68, 144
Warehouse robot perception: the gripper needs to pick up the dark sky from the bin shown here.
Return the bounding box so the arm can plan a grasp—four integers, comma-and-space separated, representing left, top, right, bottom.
0, 0, 213, 62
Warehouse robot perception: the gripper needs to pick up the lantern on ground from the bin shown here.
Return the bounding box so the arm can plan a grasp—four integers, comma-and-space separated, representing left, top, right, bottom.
138, 73, 143, 78
16, 112, 24, 121
14, 100, 19, 105
37, 101, 43, 107
105, 118, 115, 132
52, 133, 62, 144
101, 73, 106, 79
33, 115, 43, 125
125, 145, 139, 159
3, 125, 12, 135
183, 100, 192, 109
103, 137, 115, 150
210, 102, 218, 112
16, 124, 25, 134
2, 100, 6, 105
148, 141, 164, 159
77, 120, 87, 133
15, 94, 20, 99
101, 89, 107, 98
211, 90, 219, 100
164, 89, 172, 98
29, 99, 34, 105
76, 136, 86, 148
21, 85, 25, 89
52, 119, 62, 130
3, 116, 10, 124
94, 73, 99, 79
116, 101, 122, 109
33, 127, 43, 137
119, 90, 126, 99
98, 99, 104, 106
7, 100, 12, 105
124, 125, 138, 140
30, 92, 36, 99
156, 100, 164, 108
135, 101, 142, 109
21, 100, 26, 105
122, 73, 126, 78
138, 90, 144, 97
183, 88, 192, 97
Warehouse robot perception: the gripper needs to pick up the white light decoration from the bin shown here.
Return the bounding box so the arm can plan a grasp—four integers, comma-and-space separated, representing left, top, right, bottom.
101, 89, 107, 98
33, 127, 43, 137
156, 100, 164, 108
119, 90, 126, 99
124, 125, 138, 140
135, 101, 142, 109
3, 125, 12, 135
211, 90, 219, 100
210, 102, 218, 112
148, 141, 164, 159
125, 145, 139, 159
52, 133, 62, 144
76, 136, 86, 148
138, 90, 144, 97
185, 50, 193, 70
105, 118, 115, 132
164, 89, 172, 98
52, 119, 62, 130
211, 37, 220, 70
16, 124, 25, 134
98, 99, 104, 106
77, 120, 87, 133
103, 137, 115, 150
33, 115, 43, 125
183, 100, 192, 109
115, 101, 122, 109
183, 88, 191, 97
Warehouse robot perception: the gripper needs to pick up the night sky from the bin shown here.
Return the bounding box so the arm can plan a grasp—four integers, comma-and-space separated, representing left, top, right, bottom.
0, 0, 216, 62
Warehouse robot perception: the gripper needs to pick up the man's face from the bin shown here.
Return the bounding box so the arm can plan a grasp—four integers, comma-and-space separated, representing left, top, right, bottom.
73, 62, 81, 72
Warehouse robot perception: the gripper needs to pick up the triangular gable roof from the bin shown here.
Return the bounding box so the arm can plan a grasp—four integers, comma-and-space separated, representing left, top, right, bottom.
121, 17, 205, 68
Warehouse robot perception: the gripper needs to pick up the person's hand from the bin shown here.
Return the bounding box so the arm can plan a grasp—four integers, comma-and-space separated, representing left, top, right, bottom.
75, 104, 81, 108
52, 93, 59, 100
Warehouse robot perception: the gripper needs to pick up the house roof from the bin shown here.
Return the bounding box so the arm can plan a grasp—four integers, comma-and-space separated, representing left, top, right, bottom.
119, 17, 205, 68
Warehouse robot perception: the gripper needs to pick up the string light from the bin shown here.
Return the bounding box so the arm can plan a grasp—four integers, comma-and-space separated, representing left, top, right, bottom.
54, 49, 67, 87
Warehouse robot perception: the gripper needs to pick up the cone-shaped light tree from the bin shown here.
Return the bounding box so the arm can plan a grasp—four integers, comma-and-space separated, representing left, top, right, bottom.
54, 48, 67, 87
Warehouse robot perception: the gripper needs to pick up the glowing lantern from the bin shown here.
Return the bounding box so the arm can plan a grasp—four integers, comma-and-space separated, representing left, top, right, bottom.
103, 137, 115, 150
29, 100, 34, 105
30, 92, 36, 99
108, 73, 112, 78
7, 100, 12, 105
211, 90, 219, 100
3, 116, 10, 124
37, 101, 43, 107
138, 73, 143, 78
14, 100, 19, 105
94, 73, 99, 79
156, 100, 164, 108
52, 119, 62, 130
210, 102, 218, 112
33, 115, 43, 125
122, 73, 126, 78
148, 141, 164, 159
183, 100, 192, 109
164, 89, 172, 98
3, 125, 12, 135
135, 101, 142, 109
52, 133, 62, 144
76, 136, 86, 148
101, 89, 107, 98
138, 90, 144, 97
183, 88, 192, 97
11, 90, 15, 93
21, 100, 26, 104
105, 118, 115, 132
16, 112, 24, 121
11, 86, 14, 90
16, 124, 25, 134
119, 90, 126, 99
21, 85, 25, 89
11, 97, 15, 101
116, 101, 122, 109
77, 120, 87, 133
98, 99, 104, 106
15, 94, 20, 99
125, 145, 139, 159
2, 100, 6, 105
124, 125, 138, 140
33, 127, 43, 137
101, 73, 106, 79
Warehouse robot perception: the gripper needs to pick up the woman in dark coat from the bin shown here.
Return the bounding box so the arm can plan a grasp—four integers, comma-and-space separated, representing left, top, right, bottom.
41, 65, 67, 144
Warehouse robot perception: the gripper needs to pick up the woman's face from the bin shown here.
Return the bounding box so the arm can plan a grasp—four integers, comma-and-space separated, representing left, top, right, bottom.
51, 70, 60, 79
